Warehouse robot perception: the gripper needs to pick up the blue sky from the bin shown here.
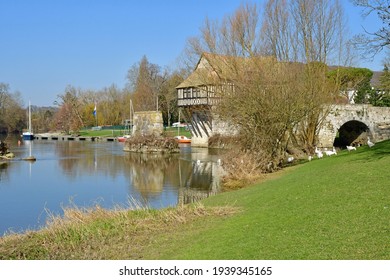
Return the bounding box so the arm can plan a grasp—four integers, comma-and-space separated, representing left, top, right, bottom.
0, 0, 386, 106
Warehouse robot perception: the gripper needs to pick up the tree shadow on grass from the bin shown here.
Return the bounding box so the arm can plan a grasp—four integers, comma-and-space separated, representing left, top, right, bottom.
349, 140, 390, 163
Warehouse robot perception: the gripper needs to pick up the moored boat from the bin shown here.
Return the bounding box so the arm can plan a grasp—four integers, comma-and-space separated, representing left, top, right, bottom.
174, 135, 191, 144
22, 131, 34, 140
22, 101, 34, 140
117, 135, 131, 142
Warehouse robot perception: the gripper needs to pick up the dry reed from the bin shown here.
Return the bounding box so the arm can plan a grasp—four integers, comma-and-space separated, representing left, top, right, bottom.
0, 200, 239, 260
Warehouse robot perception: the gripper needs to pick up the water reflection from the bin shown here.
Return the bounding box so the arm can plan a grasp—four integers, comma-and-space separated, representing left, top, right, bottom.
0, 140, 225, 235
0, 162, 9, 182
126, 153, 177, 196
52, 142, 224, 204
54, 141, 126, 179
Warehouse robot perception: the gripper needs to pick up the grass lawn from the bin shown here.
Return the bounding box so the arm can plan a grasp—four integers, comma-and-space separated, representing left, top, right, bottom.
78, 129, 124, 137
1, 140, 389, 259
163, 127, 192, 138
151, 142, 390, 260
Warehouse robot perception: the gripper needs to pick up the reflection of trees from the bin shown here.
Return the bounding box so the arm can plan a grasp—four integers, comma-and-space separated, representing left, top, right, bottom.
0, 162, 9, 182
127, 153, 165, 195
123, 153, 193, 200
53, 141, 223, 205
123, 152, 223, 204
55, 142, 126, 180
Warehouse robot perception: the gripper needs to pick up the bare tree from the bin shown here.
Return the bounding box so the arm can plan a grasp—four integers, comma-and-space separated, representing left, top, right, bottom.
53, 103, 73, 134
97, 84, 125, 125
183, 2, 262, 64
127, 55, 163, 111
0, 83, 25, 134
289, 0, 345, 65
182, 0, 345, 172
351, 0, 390, 57
260, 0, 346, 151
260, 0, 295, 61
54, 85, 85, 132
159, 69, 185, 126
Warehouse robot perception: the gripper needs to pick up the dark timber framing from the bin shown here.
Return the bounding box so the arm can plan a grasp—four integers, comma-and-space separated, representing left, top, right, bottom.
176, 53, 236, 144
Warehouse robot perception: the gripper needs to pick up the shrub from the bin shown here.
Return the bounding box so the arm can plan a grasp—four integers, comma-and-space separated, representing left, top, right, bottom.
123, 134, 179, 153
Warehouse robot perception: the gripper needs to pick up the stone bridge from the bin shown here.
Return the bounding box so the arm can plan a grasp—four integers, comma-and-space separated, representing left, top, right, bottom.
176, 53, 390, 148
317, 104, 390, 147
178, 103, 390, 148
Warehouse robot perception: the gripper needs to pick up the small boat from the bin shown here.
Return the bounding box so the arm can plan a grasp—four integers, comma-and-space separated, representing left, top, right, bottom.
117, 135, 131, 143
174, 135, 191, 144
22, 101, 34, 140
22, 131, 34, 140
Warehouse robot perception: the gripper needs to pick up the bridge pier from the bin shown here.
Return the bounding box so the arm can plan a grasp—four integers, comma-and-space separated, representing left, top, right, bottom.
180, 107, 212, 147
181, 107, 236, 147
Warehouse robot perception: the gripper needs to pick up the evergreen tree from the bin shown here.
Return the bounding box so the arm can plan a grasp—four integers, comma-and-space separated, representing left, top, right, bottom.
376, 64, 390, 107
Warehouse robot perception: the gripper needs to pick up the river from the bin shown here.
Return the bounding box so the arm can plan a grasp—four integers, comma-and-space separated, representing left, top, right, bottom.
0, 138, 224, 236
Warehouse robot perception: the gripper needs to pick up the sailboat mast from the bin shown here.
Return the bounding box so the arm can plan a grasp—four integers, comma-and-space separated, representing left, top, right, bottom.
177, 109, 180, 136
28, 101, 32, 133
129, 99, 133, 134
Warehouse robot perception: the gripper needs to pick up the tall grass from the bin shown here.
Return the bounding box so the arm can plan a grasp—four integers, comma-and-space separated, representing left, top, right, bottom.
0, 202, 237, 259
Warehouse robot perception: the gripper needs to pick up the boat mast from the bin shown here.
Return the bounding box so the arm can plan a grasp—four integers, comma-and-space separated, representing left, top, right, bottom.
28, 101, 32, 133
130, 99, 134, 134
177, 109, 180, 136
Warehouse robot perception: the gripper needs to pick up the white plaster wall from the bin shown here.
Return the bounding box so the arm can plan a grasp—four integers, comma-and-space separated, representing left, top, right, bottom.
191, 136, 209, 147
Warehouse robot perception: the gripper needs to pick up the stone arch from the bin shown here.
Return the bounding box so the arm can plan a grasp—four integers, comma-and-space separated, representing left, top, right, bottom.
333, 120, 371, 148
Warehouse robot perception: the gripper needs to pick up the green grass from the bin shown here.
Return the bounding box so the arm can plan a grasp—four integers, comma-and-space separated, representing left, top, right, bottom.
0, 141, 389, 259
163, 127, 192, 138
78, 129, 124, 137
78, 127, 192, 138
150, 142, 390, 259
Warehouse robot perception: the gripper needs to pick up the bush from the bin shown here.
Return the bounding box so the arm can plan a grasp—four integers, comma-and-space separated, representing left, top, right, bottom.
123, 134, 179, 153
208, 134, 239, 149
220, 149, 276, 190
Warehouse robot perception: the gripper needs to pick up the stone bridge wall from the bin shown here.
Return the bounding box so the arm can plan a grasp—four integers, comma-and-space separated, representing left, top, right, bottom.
189, 105, 390, 148
318, 104, 390, 147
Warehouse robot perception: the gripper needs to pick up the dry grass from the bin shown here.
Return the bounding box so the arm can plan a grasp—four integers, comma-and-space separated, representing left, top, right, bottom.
0, 202, 238, 260
220, 149, 271, 190
208, 134, 239, 149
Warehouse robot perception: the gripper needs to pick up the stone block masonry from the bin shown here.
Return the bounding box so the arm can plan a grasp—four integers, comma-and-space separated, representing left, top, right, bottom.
183, 104, 390, 148
318, 104, 390, 147
132, 111, 164, 136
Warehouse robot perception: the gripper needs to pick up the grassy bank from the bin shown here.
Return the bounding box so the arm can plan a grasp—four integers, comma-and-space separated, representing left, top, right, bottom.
78, 129, 124, 137
0, 204, 237, 260
1, 141, 389, 259
163, 127, 191, 138
78, 127, 191, 138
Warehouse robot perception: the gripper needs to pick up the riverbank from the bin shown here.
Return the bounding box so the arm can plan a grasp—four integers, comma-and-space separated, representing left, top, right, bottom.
1, 141, 389, 259
30, 127, 191, 143
77, 127, 191, 138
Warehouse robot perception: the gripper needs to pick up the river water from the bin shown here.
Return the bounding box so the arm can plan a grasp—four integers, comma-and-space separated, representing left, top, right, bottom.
0, 138, 224, 236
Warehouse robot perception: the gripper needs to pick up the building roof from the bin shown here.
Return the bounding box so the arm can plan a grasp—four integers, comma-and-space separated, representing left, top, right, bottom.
176, 52, 276, 89
177, 52, 384, 89
176, 53, 239, 89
